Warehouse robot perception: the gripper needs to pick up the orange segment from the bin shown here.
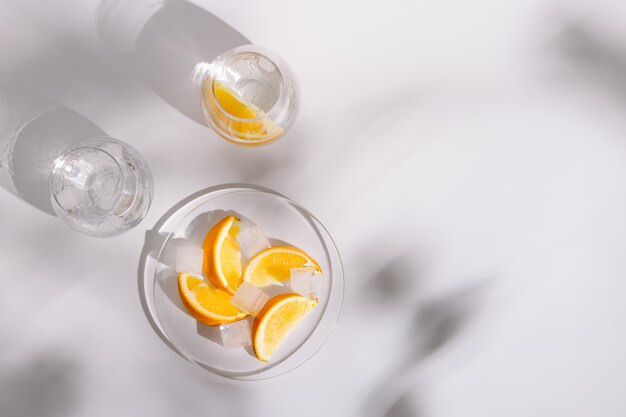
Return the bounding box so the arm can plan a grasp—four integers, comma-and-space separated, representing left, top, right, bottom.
251, 293, 317, 361
213, 81, 258, 119
243, 246, 321, 287
203, 79, 283, 143
178, 272, 248, 326
202, 215, 242, 294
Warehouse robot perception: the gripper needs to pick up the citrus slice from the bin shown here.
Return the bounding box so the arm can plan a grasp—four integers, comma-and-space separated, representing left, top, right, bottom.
251, 293, 317, 361
204, 79, 283, 142
178, 272, 248, 326
243, 246, 321, 287
202, 215, 242, 294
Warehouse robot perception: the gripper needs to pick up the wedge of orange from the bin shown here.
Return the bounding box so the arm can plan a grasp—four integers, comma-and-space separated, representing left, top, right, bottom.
202, 215, 242, 295
251, 293, 317, 361
178, 272, 248, 326
203, 79, 283, 143
242, 246, 321, 287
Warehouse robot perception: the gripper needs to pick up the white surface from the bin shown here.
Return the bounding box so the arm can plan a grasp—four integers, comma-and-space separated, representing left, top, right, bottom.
1, 0, 626, 416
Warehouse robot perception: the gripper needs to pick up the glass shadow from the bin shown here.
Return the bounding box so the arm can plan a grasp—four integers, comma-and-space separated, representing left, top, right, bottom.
96, 0, 250, 125
0, 87, 107, 215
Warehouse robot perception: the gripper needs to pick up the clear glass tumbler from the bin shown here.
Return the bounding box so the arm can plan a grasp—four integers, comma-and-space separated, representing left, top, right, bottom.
196, 45, 300, 147
49, 137, 153, 237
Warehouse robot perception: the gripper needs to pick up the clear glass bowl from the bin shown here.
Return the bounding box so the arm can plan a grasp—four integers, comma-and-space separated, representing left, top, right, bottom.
198, 45, 299, 147
140, 186, 344, 380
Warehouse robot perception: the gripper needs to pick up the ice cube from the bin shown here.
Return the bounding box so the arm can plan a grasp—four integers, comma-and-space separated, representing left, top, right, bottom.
175, 246, 204, 275
55, 185, 82, 210
236, 219, 270, 259
219, 318, 251, 348
289, 267, 320, 300
230, 281, 269, 316
238, 216, 257, 231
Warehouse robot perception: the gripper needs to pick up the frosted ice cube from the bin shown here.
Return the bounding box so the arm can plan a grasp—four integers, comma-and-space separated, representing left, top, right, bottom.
289, 267, 320, 300
175, 246, 204, 275
230, 281, 269, 316
219, 318, 251, 348
55, 185, 82, 210
237, 219, 270, 259
238, 216, 257, 231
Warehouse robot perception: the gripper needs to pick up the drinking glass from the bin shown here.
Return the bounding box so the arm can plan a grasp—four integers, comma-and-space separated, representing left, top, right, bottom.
195, 45, 300, 146
96, 1, 299, 146
49, 137, 153, 237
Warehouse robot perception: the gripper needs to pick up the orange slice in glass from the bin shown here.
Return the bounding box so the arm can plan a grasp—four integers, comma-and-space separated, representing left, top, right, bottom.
204, 80, 283, 143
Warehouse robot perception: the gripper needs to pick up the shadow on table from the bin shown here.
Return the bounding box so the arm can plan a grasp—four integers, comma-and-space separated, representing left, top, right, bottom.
360, 252, 492, 417
550, 10, 626, 106
96, 0, 250, 125
0, 352, 80, 417
0, 87, 107, 215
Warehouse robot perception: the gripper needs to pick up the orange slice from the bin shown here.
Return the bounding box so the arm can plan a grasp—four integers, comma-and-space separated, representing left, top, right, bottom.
243, 246, 321, 287
251, 293, 317, 361
203, 79, 283, 143
177, 272, 248, 326
202, 215, 242, 295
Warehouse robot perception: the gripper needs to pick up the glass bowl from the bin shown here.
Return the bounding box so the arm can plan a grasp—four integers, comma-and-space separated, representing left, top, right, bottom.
140, 186, 344, 380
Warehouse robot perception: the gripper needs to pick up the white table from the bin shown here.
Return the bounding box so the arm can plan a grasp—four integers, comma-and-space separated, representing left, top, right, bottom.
1, 0, 626, 416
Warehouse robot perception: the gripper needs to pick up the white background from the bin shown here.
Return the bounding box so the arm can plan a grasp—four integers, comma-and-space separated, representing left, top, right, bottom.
1, 0, 626, 416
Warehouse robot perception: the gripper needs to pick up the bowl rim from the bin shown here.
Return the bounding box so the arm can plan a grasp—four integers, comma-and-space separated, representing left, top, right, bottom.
138, 184, 345, 381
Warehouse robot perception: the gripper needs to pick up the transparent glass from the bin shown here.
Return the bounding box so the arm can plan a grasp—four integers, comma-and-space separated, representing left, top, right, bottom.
197, 45, 300, 147
49, 137, 153, 237
140, 186, 344, 380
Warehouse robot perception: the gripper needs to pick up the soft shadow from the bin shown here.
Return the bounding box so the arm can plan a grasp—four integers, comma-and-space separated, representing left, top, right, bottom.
96, 0, 250, 125
377, 282, 489, 417
0, 353, 79, 417
384, 394, 422, 417
374, 283, 488, 417
361, 251, 491, 417
414, 283, 489, 361
556, 23, 626, 103
0, 87, 107, 215
362, 252, 431, 308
